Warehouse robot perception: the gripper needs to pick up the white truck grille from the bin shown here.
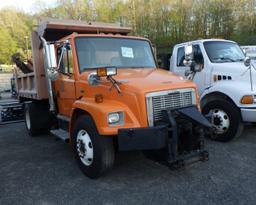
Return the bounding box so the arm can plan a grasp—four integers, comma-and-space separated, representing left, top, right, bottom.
146, 88, 196, 126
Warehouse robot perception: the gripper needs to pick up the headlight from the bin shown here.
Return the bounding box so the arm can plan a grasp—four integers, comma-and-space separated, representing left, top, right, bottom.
240, 95, 256, 104
108, 112, 124, 125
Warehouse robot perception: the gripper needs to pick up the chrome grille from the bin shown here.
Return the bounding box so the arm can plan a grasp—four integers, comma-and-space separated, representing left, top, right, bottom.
146, 89, 195, 126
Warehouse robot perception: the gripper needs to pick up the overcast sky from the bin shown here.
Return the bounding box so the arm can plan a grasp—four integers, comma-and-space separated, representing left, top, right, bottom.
0, 0, 57, 13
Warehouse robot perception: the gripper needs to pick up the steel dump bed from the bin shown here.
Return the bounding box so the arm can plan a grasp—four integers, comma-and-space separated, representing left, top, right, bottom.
15, 18, 132, 100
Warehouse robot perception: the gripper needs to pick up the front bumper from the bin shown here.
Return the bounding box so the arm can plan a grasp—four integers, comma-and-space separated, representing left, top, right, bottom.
118, 124, 168, 151
118, 106, 211, 167
241, 107, 256, 122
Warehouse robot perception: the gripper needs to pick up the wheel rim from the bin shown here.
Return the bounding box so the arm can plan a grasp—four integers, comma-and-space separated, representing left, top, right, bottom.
76, 130, 94, 166
25, 109, 31, 130
210, 109, 230, 134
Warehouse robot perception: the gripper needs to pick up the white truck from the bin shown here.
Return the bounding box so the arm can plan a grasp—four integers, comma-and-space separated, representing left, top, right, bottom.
170, 39, 256, 142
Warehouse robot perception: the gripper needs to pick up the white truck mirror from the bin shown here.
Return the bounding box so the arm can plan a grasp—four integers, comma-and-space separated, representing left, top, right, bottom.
184, 44, 194, 67
244, 56, 251, 67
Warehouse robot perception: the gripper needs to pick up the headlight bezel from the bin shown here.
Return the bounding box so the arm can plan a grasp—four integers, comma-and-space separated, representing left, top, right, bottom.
107, 112, 124, 126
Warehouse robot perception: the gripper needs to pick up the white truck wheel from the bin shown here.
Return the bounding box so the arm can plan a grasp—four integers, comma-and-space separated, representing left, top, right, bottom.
202, 99, 244, 142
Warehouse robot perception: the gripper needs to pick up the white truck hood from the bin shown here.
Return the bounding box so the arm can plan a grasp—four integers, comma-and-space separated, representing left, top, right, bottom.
212, 62, 256, 84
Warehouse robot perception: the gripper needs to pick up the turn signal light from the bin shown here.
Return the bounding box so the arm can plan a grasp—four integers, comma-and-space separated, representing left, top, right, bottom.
97, 67, 117, 77
213, 75, 218, 82
97, 68, 107, 77
240, 95, 253, 104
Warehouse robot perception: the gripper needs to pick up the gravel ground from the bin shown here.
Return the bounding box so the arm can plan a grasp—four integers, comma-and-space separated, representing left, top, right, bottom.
0, 122, 256, 205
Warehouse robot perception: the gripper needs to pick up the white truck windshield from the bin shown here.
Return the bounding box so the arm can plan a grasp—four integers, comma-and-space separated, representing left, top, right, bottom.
204, 41, 245, 63
75, 37, 156, 72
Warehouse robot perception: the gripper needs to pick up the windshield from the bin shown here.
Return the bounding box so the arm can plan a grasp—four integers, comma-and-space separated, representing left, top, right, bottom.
203, 41, 245, 63
75, 37, 156, 72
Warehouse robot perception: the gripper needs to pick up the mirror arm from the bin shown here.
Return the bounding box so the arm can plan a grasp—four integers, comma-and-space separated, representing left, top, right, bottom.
57, 46, 66, 70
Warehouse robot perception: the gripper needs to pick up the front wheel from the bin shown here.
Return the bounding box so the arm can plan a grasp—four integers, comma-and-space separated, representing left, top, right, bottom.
72, 115, 115, 179
202, 99, 244, 142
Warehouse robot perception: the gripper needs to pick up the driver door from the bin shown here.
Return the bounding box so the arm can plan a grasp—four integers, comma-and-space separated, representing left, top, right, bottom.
54, 43, 76, 117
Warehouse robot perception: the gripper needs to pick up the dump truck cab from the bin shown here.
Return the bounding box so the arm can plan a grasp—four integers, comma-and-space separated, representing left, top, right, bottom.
15, 19, 210, 178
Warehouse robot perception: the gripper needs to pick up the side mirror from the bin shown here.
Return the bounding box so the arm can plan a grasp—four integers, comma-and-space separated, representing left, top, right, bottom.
244, 56, 251, 67
46, 44, 57, 69
88, 72, 100, 86
46, 44, 58, 81
183, 44, 194, 67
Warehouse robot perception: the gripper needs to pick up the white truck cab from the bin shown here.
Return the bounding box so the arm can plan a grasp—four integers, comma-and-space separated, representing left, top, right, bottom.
170, 39, 256, 142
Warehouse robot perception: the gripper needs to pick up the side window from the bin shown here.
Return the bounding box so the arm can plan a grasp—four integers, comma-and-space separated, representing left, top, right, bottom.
176, 45, 204, 67
193, 44, 204, 65
57, 44, 74, 74
177, 47, 185, 67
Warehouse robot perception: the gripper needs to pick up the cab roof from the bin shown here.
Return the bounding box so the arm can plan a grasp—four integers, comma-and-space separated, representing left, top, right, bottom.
175, 39, 237, 47
37, 18, 132, 41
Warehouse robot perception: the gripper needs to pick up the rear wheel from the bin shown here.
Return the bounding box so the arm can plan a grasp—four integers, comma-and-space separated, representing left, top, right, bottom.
24, 101, 51, 136
72, 115, 115, 179
202, 99, 244, 142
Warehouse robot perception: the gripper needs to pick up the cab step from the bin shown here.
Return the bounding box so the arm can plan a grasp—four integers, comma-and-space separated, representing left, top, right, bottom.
50, 129, 69, 143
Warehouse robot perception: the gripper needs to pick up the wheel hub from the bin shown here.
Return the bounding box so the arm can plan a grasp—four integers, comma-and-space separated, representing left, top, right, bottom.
76, 130, 93, 166
213, 115, 222, 126
210, 109, 230, 134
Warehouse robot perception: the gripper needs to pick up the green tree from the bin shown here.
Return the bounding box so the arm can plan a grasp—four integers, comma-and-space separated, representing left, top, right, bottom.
0, 28, 17, 64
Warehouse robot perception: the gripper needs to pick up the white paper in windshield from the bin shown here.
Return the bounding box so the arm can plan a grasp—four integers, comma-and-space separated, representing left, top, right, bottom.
121, 47, 134, 58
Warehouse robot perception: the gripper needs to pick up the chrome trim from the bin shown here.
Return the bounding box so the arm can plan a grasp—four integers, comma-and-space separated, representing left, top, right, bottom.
146, 88, 196, 127
107, 111, 124, 126
146, 97, 154, 127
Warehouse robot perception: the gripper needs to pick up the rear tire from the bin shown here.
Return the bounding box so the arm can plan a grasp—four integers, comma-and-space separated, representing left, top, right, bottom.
202, 99, 243, 142
72, 115, 115, 179
24, 101, 51, 136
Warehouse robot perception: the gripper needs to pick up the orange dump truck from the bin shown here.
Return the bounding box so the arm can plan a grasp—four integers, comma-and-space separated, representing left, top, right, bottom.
14, 19, 211, 178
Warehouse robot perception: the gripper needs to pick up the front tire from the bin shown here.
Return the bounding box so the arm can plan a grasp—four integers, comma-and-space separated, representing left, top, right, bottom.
72, 115, 115, 179
202, 99, 244, 142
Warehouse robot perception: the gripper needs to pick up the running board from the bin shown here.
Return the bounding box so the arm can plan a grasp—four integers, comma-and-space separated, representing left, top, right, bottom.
51, 129, 69, 143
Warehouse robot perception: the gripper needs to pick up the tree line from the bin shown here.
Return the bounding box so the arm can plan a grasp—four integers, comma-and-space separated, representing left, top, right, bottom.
0, 0, 255, 64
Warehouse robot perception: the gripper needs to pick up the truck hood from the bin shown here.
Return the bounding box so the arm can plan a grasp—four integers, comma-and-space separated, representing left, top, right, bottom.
114, 68, 195, 93
78, 68, 197, 128
212, 62, 256, 83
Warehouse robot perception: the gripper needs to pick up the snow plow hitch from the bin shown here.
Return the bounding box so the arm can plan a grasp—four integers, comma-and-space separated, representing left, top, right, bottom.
162, 106, 211, 169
